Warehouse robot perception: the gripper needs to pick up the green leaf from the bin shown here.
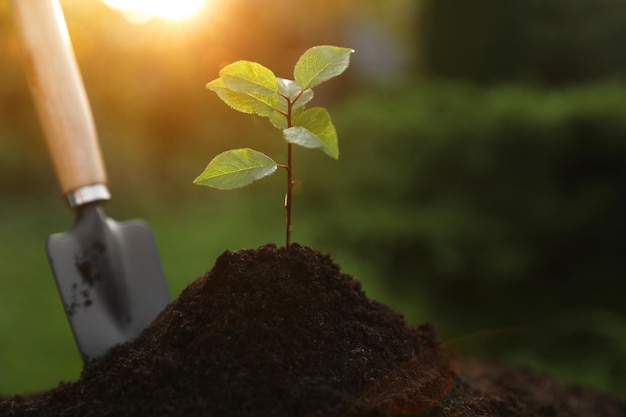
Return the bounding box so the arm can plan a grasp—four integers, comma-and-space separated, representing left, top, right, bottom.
219, 61, 278, 96
294, 46, 354, 90
269, 110, 287, 130
193, 148, 277, 190
269, 78, 314, 130
206, 78, 276, 116
277, 78, 314, 110
283, 107, 339, 159
282, 126, 322, 150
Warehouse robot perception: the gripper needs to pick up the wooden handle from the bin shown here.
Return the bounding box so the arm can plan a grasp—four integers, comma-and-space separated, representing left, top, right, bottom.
10, 0, 107, 195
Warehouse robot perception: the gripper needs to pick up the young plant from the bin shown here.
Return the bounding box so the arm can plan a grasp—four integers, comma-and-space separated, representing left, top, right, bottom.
194, 45, 354, 247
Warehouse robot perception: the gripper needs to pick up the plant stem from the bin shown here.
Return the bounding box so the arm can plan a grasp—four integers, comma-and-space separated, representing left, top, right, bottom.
280, 89, 304, 247
276, 161, 292, 246
285, 144, 294, 247
277, 155, 293, 247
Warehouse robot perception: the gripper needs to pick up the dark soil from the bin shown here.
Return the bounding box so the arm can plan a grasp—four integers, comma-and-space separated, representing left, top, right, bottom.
1, 244, 624, 416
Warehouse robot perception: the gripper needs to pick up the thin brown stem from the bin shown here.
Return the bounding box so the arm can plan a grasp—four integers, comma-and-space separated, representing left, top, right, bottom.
274, 109, 289, 118
280, 88, 304, 247
285, 144, 294, 247
276, 162, 292, 246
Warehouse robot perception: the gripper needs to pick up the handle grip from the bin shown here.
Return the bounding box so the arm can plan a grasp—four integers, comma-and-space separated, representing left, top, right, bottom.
10, 0, 107, 197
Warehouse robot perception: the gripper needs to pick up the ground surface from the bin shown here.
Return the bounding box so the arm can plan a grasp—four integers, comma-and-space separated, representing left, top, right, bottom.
1, 244, 624, 416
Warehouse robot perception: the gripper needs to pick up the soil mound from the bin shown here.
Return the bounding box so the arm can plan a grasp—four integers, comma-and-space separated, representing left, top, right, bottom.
1, 244, 624, 416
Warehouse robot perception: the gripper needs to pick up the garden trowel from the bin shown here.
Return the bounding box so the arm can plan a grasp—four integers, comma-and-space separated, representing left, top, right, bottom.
10, 0, 171, 363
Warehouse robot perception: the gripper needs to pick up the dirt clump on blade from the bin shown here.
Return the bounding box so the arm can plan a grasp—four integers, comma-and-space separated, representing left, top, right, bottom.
1, 244, 625, 416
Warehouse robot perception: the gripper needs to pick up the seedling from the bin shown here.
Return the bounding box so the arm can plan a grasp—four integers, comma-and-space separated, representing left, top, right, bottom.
194, 45, 354, 246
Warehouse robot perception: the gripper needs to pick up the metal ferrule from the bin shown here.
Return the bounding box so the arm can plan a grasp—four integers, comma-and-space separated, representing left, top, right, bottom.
66, 183, 111, 208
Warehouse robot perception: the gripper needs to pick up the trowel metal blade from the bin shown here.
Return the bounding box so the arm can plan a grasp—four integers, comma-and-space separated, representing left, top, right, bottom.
46, 204, 170, 362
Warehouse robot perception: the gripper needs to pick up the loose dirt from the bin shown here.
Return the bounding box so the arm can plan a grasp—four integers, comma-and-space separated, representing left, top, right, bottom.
1, 244, 624, 416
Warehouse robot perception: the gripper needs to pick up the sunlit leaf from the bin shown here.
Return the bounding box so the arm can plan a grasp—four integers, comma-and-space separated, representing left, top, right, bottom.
206, 78, 276, 116
277, 78, 314, 110
269, 78, 314, 129
283, 126, 320, 149
193, 148, 277, 190
269, 110, 287, 130
283, 107, 339, 159
219, 61, 278, 96
294, 46, 354, 90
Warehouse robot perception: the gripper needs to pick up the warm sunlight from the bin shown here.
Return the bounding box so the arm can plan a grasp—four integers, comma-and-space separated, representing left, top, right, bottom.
100, 0, 206, 24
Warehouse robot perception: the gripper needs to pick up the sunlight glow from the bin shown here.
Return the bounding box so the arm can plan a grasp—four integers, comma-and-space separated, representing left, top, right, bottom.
100, 0, 206, 24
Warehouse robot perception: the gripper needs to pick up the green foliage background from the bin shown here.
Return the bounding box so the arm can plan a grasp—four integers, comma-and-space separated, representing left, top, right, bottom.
0, 0, 625, 403
313, 82, 626, 396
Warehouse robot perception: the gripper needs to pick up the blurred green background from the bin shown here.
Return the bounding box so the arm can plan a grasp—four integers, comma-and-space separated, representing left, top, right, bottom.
1, 0, 626, 402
